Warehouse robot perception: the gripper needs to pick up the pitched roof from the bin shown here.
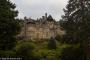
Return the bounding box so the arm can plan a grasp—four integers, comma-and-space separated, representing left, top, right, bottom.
47, 15, 54, 21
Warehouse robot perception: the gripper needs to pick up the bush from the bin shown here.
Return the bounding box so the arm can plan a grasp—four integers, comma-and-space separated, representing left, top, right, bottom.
16, 41, 35, 60
0, 50, 16, 57
55, 34, 62, 41
32, 52, 42, 60
60, 46, 84, 60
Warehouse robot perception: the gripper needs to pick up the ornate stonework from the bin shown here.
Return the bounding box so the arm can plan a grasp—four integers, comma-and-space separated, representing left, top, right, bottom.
20, 13, 65, 40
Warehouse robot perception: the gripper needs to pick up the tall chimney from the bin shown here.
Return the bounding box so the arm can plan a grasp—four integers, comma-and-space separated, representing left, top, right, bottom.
24, 17, 28, 40
45, 13, 47, 20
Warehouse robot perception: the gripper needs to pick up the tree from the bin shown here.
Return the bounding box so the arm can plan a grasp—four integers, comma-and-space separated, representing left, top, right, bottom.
61, 46, 84, 60
0, 0, 20, 50
61, 0, 90, 44
60, 0, 90, 60
48, 37, 57, 49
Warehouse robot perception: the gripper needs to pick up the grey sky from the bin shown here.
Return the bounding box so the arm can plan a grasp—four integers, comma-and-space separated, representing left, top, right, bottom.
11, 0, 68, 21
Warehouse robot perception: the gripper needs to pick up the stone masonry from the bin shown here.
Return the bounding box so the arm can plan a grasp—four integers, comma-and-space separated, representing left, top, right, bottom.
20, 13, 65, 40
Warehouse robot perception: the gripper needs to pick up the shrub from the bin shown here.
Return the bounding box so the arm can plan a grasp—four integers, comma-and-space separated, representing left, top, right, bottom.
60, 46, 84, 60
16, 41, 35, 60
0, 50, 16, 57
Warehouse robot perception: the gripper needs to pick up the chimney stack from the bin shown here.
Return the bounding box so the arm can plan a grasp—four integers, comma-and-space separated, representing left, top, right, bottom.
45, 13, 47, 20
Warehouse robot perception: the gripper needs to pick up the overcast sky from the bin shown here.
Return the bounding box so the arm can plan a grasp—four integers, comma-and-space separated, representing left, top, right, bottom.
11, 0, 68, 21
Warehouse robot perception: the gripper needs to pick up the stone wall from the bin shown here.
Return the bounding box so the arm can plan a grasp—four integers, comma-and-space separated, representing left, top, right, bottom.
19, 14, 65, 40
24, 21, 65, 40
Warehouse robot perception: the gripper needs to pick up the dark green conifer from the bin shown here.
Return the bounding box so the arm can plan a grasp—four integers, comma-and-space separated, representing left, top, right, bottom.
0, 0, 20, 50
48, 37, 57, 49
61, 0, 90, 44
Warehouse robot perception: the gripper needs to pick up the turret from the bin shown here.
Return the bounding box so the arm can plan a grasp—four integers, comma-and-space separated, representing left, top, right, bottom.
47, 15, 54, 21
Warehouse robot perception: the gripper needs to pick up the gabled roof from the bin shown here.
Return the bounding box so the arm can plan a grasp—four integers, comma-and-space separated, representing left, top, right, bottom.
47, 15, 54, 21
27, 19, 36, 24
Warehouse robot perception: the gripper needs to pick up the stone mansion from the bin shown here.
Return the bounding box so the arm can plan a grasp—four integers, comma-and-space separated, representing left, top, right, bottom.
20, 13, 65, 40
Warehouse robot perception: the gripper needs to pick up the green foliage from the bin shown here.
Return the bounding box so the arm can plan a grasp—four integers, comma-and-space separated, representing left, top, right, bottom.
14, 40, 71, 60
60, 46, 84, 60
55, 34, 62, 42
48, 37, 57, 49
32, 52, 42, 60
61, 0, 90, 44
0, 0, 21, 50
46, 50, 58, 60
16, 41, 35, 60
60, 0, 90, 59
0, 50, 16, 57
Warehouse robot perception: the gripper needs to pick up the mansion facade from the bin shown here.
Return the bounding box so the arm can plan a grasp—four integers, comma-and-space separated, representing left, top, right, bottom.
19, 13, 65, 40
